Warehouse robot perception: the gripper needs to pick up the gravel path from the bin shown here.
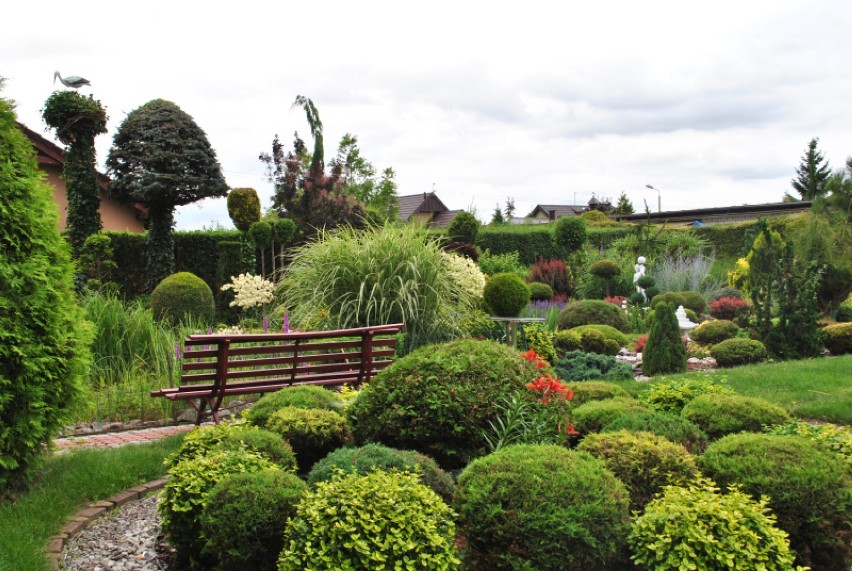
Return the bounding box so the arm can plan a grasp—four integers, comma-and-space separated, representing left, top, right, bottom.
60, 494, 174, 571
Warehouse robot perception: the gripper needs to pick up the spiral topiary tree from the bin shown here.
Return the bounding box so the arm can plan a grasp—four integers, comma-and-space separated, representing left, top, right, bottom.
642, 301, 686, 375
1, 82, 91, 492
42, 90, 108, 258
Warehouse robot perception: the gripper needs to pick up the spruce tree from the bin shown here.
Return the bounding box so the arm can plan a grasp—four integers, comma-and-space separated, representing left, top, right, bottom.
613, 191, 635, 215
791, 138, 831, 200
642, 302, 686, 375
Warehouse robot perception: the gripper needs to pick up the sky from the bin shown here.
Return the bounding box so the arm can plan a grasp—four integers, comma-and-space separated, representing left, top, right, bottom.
3, 1, 852, 229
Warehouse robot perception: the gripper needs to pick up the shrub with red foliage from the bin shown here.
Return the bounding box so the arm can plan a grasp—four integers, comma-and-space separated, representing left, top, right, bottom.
528, 257, 573, 297
709, 297, 750, 320
604, 296, 625, 306
634, 334, 648, 353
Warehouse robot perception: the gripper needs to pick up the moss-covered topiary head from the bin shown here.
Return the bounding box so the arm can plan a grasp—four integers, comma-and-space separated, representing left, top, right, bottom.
528, 281, 554, 301
150, 271, 214, 326
484, 272, 530, 317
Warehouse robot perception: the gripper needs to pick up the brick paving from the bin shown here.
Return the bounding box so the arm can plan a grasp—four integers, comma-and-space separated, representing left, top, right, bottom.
53, 424, 197, 452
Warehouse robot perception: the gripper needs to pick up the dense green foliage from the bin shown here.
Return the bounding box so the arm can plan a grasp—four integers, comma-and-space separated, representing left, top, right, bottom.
792, 137, 831, 200
629, 479, 804, 571
483, 272, 530, 317
764, 420, 852, 467
226, 187, 261, 232
578, 430, 700, 511
476, 249, 528, 278
642, 302, 686, 376
603, 411, 708, 453
698, 433, 852, 570
243, 386, 344, 427
265, 407, 351, 473
150, 271, 215, 326
528, 257, 573, 297
279, 470, 460, 570
681, 393, 790, 440
589, 259, 621, 296
527, 281, 554, 301
690, 319, 739, 345
107, 99, 228, 288
347, 339, 536, 468
42, 90, 108, 256
307, 443, 454, 502
710, 337, 768, 367
568, 324, 629, 347
650, 290, 706, 314
553, 216, 588, 255
571, 398, 651, 434
447, 210, 480, 243
200, 470, 306, 571
0, 89, 91, 491
568, 381, 631, 406
454, 444, 630, 571
278, 224, 476, 351
643, 376, 736, 414
821, 322, 852, 354
555, 350, 634, 381
557, 299, 630, 332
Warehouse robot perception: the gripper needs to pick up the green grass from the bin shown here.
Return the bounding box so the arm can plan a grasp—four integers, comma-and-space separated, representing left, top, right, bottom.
606, 355, 852, 424
0, 435, 184, 571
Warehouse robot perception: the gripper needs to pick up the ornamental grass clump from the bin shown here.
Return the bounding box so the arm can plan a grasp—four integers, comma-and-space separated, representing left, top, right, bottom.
278, 470, 460, 570
454, 444, 630, 571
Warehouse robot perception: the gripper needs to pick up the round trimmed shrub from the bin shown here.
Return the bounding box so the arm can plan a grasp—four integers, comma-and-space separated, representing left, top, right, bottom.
554, 329, 582, 353
569, 324, 629, 348
279, 470, 460, 570
650, 290, 706, 314
527, 281, 554, 301
200, 470, 306, 570
243, 386, 344, 427
630, 478, 804, 571
557, 299, 630, 332
151, 271, 215, 326
454, 444, 630, 571
578, 328, 609, 355
554, 216, 588, 254
689, 319, 739, 345
642, 302, 686, 376
589, 259, 621, 279
571, 397, 650, 434
447, 210, 480, 244
346, 338, 537, 468
483, 272, 530, 317
698, 433, 852, 570
554, 350, 634, 382
165, 421, 296, 471
265, 407, 351, 473
604, 411, 708, 453
710, 296, 751, 320
820, 322, 852, 355
307, 443, 454, 502
226, 187, 261, 233
681, 393, 790, 440
578, 430, 700, 511
710, 337, 767, 367
569, 381, 631, 406
160, 449, 280, 566
710, 286, 744, 301
643, 376, 737, 415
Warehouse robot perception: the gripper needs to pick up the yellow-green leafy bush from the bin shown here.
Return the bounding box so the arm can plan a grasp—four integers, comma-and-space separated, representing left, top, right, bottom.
710, 337, 767, 367
820, 322, 852, 355
681, 393, 790, 440
265, 407, 350, 473
243, 386, 344, 427
690, 319, 739, 345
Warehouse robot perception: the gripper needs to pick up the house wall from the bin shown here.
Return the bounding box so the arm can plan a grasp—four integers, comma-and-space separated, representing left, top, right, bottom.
410, 212, 433, 224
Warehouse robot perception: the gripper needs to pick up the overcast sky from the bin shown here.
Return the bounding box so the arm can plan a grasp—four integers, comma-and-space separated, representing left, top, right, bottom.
4, 1, 852, 229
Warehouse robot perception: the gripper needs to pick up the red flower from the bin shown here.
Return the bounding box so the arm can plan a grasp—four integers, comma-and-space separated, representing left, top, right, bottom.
519, 349, 549, 369
526, 374, 573, 404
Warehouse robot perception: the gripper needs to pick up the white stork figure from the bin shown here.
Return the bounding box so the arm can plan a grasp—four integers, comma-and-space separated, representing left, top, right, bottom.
54, 71, 90, 89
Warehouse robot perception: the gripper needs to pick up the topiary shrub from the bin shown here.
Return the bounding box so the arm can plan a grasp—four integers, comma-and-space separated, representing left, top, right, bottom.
577, 328, 610, 355
554, 216, 588, 255
578, 430, 700, 511
554, 329, 582, 354
603, 411, 708, 453
589, 259, 621, 297
820, 322, 852, 355
243, 386, 345, 427
0, 89, 91, 493
569, 324, 629, 348
629, 479, 805, 571
710, 337, 768, 367
346, 338, 537, 468
447, 210, 480, 244
165, 421, 297, 472
483, 272, 530, 317
200, 470, 306, 571
709, 296, 751, 320
454, 444, 630, 571
569, 381, 631, 406
710, 286, 744, 301
160, 449, 281, 567
690, 319, 739, 345
642, 302, 686, 376
307, 443, 454, 502
527, 281, 554, 301
279, 470, 460, 570
150, 271, 215, 326
571, 397, 651, 434
643, 376, 737, 414
681, 393, 790, 440
265, 407, 350, 473
698, 433, 852, 570
226, 187, 261, 233
650, 290, 706, 314
557, 299, 630, 332
555, 350, 634, 382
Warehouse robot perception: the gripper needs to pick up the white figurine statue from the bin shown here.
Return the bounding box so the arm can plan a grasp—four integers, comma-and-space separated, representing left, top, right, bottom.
633, 256, 647, 298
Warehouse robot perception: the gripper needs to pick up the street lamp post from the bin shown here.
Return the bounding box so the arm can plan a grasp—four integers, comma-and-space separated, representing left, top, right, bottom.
645, 184, 661, 213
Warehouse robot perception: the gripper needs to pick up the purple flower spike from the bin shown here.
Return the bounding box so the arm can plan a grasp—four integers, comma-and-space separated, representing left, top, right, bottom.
175, 343, 182, 361
263, 314, 269, 333
283, 312, 290, 333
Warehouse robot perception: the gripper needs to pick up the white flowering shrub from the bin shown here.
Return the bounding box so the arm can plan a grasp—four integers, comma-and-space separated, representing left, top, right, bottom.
442, 251, 485, 306
221, 274, 274, 310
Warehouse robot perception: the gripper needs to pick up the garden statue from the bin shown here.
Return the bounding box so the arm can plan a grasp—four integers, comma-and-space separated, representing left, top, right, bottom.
53, 71, 90, 89
633, 256, 647, 296
676, 305, 698, 339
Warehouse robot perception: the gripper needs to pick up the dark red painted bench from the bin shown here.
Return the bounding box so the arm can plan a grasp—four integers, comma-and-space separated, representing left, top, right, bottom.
151, 323, 404, 425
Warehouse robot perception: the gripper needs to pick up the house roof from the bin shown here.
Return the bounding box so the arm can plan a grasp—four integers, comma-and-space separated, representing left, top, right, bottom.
17, 122, 110, 188
397, 192, 450, 220
613, 201, 813, 225
431, 209, 462, 227
527, 204, 587, 218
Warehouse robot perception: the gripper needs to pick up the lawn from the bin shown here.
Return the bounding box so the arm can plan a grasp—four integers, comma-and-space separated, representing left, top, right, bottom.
0, 435, 184, 571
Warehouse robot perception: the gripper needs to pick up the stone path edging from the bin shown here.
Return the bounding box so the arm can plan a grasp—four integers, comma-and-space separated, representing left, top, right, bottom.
45, 478, 169, 571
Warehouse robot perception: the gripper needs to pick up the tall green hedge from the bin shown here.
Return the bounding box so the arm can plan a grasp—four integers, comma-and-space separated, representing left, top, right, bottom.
1, 88, 91, 491
476, 224, 632, 265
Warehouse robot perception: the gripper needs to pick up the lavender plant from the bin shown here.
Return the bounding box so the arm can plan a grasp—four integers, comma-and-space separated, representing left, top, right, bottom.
650, 251, 723, 296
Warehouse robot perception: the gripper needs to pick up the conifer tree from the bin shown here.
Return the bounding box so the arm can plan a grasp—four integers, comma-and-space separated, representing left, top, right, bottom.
791, 138, 831, 200
642, 302, 686, 375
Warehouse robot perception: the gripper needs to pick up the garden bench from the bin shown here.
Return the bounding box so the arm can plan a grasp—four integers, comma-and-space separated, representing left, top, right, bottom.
151, 323, 404, 425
